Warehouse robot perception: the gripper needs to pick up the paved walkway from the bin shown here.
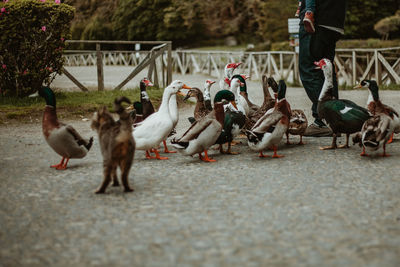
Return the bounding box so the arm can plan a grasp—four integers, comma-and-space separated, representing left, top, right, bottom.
1, 69, 400, 266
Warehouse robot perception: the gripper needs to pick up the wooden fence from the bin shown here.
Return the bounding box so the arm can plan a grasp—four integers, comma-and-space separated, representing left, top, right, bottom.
63, 40, 172, 91
63, 43, 400, 89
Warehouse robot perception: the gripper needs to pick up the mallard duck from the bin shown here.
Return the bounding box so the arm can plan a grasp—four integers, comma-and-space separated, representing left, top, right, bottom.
219, 62, 242, 90
131, 77, 154, 124
214, 90, 246, 154
171, 101, 225, 162
38, 86, 93, 170
231, 74, 259, 117
315, 58, 370, 149
246, 80, 291, 158
352, 113, 394, 157
286, 109, 308, 145
355, 79, 400, 144
204, 80, 216, 111
133, 80, 191, 160
184, 87, 210, 123
268, 77, 279, 100
246, 75, 276, 130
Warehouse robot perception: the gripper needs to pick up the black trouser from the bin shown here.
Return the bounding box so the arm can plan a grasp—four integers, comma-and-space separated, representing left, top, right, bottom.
299, 24, 341, 123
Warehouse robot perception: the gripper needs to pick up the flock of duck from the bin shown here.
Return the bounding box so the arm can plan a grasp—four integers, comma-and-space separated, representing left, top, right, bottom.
38, 58, 399, 170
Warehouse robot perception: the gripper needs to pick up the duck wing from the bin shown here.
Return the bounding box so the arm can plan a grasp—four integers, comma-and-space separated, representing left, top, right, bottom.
178, 117, 216, 142
251, 111, 283, 133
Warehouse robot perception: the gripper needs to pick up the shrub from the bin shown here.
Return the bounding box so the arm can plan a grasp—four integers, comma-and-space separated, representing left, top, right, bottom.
0, 0, 74, 97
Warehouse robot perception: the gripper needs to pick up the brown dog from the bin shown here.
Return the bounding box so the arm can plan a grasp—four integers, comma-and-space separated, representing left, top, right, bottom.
91, 97, 135, 193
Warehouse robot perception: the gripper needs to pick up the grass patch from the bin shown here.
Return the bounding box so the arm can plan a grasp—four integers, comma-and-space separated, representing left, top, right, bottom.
0, 86, 169, 124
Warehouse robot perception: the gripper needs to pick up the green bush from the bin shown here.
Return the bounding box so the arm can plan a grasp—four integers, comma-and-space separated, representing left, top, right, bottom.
0, 0, 74, 97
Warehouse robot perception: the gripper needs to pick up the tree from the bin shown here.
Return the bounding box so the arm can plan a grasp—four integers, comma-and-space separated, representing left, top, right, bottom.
374, 10, 400, 40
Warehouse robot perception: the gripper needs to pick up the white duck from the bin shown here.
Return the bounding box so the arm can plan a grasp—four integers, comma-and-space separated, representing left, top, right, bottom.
204, 79, 216, 111
230, 77, 250, 116
219, 62, 242, 90
133, 80, 191, 159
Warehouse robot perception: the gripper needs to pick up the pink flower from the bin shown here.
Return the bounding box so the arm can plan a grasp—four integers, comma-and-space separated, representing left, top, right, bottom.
1, 7, 6, 13
60, 37, 65, 41
3, 0, 9, 3
2, 64, 6, 70
55, 0, 60, 3
40, 0, 46, 2
41, 26, 46, 32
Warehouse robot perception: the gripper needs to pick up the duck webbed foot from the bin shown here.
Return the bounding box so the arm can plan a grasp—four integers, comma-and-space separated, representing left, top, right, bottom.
387, 133, 394, 144
271, 145, 284, 158
163, 140, 177, 153
258, 151, 270, 158
225, 142, 239, 155
51, 157, 69, 170
382, 144, 391, 157
199, 150, 216, 162
320, 134, 338, 150
337, 134, 350, 148
298, 135, 306, 145
360, 147, 369, 157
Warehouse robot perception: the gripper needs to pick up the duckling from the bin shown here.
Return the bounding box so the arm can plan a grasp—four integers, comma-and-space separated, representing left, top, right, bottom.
184, 87, 210, 123
133, 80, 191, 160
171, 102, 225, 162
204, 80, 216, 111
219, 62, 242, 90
286, 109, 308, 145
246, 80, 291, 158
315, 58, 370, 150
355, 79, 400, 144
353, 113, 394, 157
38, 86, 93, 170
214, 90, 246, 154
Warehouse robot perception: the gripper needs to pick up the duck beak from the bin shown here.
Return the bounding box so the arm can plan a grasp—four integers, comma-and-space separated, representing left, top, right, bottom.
230, 101, 238, 110
182, 84, 192, 89
353, 84, 362, 89
314, 61, 321, 69
125, 105, 134, 111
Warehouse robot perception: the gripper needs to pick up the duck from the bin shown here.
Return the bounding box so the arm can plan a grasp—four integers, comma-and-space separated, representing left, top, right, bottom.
219, 62, 242, 90
161, 87, 182, 153
354, 79, 400, 144
38, 86, 93, 170
184, 87, 210, 123
204, 80, 216, 111
214, 90, 246, 154
352, 113, 394, 157
230, 76, 250, 116
286, 109, 308, 145
231, 74, 259, 117
246, 75, 276, 130
133, 80, 191, 160
131, 77, 154, 124
315, 58, 370, 150
171, 101, 225, 162
246, 80, 291, 158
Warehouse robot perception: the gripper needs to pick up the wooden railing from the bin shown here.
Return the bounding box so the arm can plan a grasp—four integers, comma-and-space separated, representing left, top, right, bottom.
62, 44, 400, 88
63, 40, 172, 91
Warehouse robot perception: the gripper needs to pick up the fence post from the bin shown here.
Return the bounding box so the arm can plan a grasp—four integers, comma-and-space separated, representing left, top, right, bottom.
374, 50, 382, 85
167, 42, 172, 86
96, 43, 104, 91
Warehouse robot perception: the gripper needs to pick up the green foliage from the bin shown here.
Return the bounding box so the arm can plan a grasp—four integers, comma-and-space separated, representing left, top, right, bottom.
0, 0, 74, 97
374, 10, 400, 39
345, 0, 400, 39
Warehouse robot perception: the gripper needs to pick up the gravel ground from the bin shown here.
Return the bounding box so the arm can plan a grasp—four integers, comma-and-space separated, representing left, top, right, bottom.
1, 70, 400, 266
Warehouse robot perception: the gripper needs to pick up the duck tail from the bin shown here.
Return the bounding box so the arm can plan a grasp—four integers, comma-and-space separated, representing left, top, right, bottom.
171, 138, 189, 149
85, 137, 94, 151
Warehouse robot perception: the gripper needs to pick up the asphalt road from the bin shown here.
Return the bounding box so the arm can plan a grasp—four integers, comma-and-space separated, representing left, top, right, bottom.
1, 71, 400, 266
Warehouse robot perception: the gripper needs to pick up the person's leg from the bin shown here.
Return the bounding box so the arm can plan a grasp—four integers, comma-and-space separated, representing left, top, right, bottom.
303, 0, 315, 33
299, 24, 324, 123
310, 26, 342, 99
305, 0, 315, 12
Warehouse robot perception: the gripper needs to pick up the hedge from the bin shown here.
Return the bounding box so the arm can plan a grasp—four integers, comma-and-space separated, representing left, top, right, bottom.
0, 0, 74, 97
